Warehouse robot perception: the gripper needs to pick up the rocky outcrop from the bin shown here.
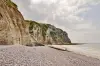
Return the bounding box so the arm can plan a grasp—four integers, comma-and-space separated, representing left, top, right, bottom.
0, 0, 71, 45
25, 20, 71, 45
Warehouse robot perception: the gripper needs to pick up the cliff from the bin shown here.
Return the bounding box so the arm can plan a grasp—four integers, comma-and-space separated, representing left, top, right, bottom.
0, 0, 30, 45
0, 0, 71, 45
25, 20, 71, 45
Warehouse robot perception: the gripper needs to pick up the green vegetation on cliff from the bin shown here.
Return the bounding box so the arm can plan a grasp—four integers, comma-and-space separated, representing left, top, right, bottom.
6, 0, 17, 8
41, 24, 49, 40
26, 20, 49, 40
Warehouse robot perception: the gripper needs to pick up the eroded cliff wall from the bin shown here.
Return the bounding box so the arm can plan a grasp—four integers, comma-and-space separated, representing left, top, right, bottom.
25, 20, 71, 45
0, 0, 30, 45
0, 0, 71, 45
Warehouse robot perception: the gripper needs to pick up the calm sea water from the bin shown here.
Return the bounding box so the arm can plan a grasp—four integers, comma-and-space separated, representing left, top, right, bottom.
77, 43, 100, 50
63, 43, 100, 59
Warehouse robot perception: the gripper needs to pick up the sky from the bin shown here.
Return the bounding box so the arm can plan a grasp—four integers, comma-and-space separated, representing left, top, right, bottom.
11, 0, 100, 43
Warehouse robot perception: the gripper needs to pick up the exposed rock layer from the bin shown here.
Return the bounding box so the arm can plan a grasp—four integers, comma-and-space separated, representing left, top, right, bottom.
0, 0, 30, 45
0, 0, 71, 45
25, 20, 71, 45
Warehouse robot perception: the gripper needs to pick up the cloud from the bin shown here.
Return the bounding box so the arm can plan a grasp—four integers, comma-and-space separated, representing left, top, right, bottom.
30, 0, 57, 4
12, 0, 100, 43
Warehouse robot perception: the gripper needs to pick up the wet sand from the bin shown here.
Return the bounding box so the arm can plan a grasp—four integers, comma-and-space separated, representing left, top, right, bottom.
0, 45, 100, 66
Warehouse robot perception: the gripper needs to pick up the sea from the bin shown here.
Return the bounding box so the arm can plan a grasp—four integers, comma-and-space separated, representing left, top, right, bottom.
63, 43, 100, 59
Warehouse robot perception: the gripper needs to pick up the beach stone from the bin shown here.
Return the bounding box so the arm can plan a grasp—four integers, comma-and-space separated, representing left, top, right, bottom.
0, 45, 100, 66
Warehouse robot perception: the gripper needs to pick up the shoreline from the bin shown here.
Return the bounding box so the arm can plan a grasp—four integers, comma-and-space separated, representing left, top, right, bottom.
0, 45, 100, 66
48, 45, 100, 60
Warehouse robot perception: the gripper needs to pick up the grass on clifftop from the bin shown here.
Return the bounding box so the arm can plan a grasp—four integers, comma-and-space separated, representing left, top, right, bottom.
6, 0, 17, 8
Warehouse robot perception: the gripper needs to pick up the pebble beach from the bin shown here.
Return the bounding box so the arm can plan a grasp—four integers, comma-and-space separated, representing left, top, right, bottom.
0, 45, 100, 66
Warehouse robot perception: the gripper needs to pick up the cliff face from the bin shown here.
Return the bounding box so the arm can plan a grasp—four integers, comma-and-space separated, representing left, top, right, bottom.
25, 20, 71, 45
0, 0, 30, 45
0, 0, 71, 45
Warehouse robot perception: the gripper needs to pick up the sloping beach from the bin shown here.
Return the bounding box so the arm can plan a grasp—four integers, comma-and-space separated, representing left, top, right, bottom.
0, 45, 100, 66
49, 43, 100, 60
